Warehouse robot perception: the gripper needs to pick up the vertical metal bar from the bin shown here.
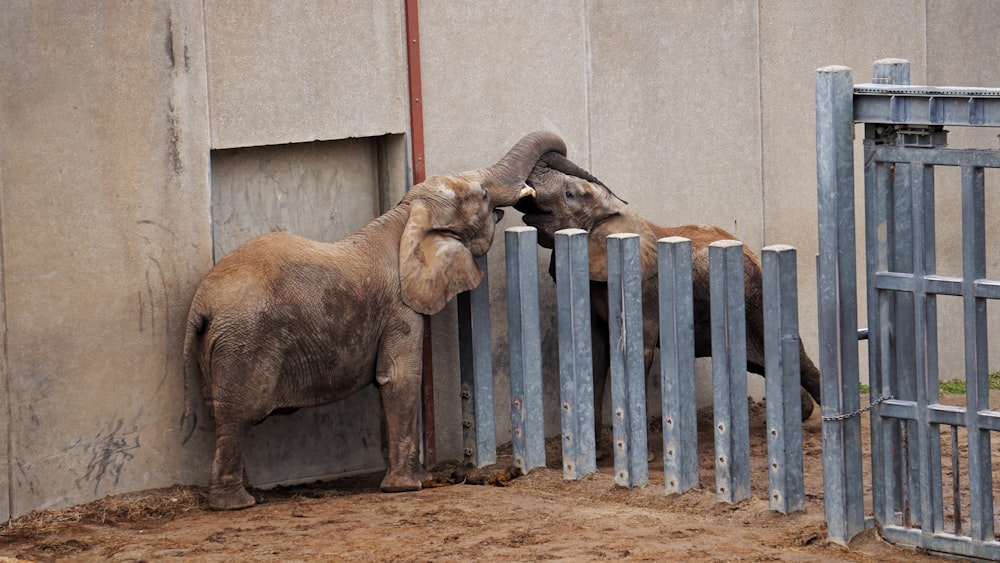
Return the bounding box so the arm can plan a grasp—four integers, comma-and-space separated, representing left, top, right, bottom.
505, 226, 545, 474
910, 162, 942, 533
710, 240, 750, 504
658, 236, 698, 494
763, 245, 805, 513
815, 64, 866, 544
458, 255, 496, 467
555, 228, 596, 479
960, 166, 994, 542
606, 233, 649, 488
951, 426, 962, 535
892, 161, 921, 527
865, 148, 896, 527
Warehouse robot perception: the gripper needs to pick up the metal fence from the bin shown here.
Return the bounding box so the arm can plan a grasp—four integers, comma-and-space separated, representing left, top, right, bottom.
817, 59, 1000, 559
458, 226, 808, 514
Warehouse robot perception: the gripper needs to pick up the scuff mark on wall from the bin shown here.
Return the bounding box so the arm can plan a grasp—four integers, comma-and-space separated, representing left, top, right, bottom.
70, 419, 140, 494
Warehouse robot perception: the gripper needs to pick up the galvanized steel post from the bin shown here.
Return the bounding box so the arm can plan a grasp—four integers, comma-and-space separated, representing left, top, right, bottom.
504, 226, 546, 474
606, 233, 649, 488
709, 239, 750, 504
555, 228, 597, 479
815, 64, 865, 544
762, 245, 804, 513
658, 236, 698, 494
458, 255, 496, 468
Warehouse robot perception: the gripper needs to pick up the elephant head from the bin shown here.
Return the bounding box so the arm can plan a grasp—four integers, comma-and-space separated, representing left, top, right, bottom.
398, 131, 567, 315
517, 151, 658, 281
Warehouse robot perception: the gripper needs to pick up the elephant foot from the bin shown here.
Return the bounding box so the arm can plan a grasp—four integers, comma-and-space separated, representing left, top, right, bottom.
209, 484, 257, 511
413, 465, 434, 485
380, 470, 423, 493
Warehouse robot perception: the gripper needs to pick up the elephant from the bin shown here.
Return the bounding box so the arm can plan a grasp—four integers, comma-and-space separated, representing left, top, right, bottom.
181, 131, 567, 510
514, 151, 822, 447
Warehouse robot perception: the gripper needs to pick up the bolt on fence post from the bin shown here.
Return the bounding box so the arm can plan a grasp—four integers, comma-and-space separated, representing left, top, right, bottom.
762, 245, 805, 513
458, 254, 496, 468
555, 228, 597, 480
606, 233, 649, 488
815, 64, 866, 545
658, 236, 698, 494
505, 226, 545, 474
710, 239, 751, 504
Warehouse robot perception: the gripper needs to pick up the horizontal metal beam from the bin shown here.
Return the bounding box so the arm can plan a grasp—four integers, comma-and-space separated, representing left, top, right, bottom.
854, 83, 1000, 126
867, 146, 1000, 168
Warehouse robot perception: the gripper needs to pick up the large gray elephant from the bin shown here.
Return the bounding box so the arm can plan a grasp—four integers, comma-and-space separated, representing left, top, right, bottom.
182, 131, 566, 510
515, 151, 821, 445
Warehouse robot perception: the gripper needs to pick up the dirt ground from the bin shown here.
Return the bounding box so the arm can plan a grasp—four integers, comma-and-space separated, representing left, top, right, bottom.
2, 394, 997, 562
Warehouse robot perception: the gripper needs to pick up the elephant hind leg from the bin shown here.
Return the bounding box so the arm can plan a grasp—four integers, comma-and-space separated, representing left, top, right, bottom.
209, 419, 256, 510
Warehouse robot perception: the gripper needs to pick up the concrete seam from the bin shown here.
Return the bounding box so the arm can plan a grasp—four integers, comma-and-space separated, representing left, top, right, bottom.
200, 0, 217, 264
584, 0, 593, 171
756, 0, 766, 248
0, 110, 10, 522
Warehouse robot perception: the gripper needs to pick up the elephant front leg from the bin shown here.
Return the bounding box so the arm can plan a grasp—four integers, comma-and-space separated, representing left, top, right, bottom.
376, 346, 430, 492
209, 419, 256, 510
590, 316, 611, 456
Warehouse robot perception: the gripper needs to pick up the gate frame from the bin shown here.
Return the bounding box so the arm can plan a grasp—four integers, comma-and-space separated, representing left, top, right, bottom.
816, 59, 1000, 558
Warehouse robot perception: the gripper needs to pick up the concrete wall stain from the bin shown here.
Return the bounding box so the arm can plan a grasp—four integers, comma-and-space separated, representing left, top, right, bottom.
72, 419, 140, 495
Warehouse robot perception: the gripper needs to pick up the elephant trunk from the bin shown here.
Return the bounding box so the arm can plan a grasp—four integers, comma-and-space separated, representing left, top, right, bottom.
482, 131, 567, 206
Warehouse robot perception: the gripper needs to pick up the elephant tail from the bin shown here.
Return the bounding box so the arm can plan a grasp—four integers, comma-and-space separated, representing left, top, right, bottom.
180, 294, 209, 445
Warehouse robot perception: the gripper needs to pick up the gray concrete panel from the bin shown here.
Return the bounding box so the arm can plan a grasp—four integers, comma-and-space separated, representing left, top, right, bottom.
204, 0, 408, 149
210, 138, 383, 259
588, 1, 764, 251
0, 2, 213, 516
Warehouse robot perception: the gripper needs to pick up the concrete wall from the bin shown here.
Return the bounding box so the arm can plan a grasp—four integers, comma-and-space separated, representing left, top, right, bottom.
1, 0, 998, 518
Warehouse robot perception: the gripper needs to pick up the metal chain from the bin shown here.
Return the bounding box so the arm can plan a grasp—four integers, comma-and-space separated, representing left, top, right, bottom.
821, 394, 894, 422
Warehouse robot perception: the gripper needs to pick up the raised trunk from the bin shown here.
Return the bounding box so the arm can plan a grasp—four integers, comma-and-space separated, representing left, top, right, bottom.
481, 131, 566, 205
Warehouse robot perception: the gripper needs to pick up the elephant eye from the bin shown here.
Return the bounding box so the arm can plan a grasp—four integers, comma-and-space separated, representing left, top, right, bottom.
482, 188, 489, 200
565, 189, 573, 199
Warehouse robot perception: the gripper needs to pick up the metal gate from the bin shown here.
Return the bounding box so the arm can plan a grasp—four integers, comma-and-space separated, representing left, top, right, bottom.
817, 59, 1000, 558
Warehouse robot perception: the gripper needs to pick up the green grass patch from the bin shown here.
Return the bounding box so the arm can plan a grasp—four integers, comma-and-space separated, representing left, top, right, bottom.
940, 379, 966, 394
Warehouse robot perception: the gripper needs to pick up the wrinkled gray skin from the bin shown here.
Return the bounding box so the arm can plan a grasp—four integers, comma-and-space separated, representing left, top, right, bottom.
515, 152, 821, 446
182, 132, 566, 510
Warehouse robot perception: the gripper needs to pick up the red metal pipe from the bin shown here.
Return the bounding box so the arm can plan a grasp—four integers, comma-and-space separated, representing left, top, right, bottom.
405, 0, 435, 468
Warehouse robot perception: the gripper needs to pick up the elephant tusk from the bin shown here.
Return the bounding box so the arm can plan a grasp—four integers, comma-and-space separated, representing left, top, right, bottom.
519, 185, 536, 199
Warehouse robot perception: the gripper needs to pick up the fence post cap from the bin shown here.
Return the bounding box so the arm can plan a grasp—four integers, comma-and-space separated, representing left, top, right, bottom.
709, 239, 743, 249
762, 244, 796, 253
659, 236, 691, 244
556, 228, 587, 237
506, 226, 536, 234
816, 64, 852, 73
873, 57, 909, 65
607, 232, 639, 240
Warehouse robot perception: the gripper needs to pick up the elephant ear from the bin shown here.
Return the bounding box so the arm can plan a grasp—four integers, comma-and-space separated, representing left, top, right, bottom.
587, 215, 659, 282
400, 201, 484, 315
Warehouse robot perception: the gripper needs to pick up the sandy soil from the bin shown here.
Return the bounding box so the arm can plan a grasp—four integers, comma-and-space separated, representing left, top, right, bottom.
1, 395, 996, 562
